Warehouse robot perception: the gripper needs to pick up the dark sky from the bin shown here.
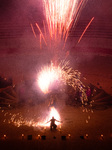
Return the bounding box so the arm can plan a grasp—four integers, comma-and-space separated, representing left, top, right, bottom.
0, 0, 44, 23
81, 0, 112, 21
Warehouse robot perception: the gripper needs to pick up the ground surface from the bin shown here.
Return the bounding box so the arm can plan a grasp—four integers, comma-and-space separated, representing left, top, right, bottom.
0, 104, 112, 150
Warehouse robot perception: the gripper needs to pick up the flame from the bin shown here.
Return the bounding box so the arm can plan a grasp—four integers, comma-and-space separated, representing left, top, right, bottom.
34, 107, 61, 127
48, 106, 61, 125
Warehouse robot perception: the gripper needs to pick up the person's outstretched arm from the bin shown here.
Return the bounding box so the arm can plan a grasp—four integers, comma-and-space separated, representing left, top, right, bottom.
56, 119, 63, 123
46, 120, 50, 124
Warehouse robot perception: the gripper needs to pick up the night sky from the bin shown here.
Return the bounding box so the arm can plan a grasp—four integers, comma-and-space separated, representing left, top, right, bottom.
0, 0, 44, 23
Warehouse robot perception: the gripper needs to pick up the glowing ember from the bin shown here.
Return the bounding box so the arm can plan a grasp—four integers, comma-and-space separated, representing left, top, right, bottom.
3, 106, 61, 128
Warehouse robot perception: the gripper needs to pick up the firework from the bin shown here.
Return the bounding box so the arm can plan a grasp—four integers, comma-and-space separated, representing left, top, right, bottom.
35, 23, 47, 46
78, 17, 94, 43
37, 60, 88, 103
42, 0, 85, 42
4, 106, 61, 128
10, 0, 92, 129
30, 24, 37, 38
30, 0, 86, 49
37, 62, 62, 94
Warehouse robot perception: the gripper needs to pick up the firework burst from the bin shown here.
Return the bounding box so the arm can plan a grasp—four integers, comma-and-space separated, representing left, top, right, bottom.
37, 60, 88, 104
37, 61, 62, 94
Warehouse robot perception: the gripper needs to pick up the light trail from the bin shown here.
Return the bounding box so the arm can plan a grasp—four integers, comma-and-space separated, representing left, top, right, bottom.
42, 0, 85, 43
72, 0, 84, 28
43, 20, 47, 39
30, 24, 37, 38
35, 23, 47, 45
30, 0, 87, 50
78, 17, 94, 43
40, 34, 42, 49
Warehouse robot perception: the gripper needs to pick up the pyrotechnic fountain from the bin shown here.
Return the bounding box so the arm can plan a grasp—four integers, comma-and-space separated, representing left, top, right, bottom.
33, 0, 90, 127
1, 0, 95, 129
31, 0, 89, 50
36, 1, 92, 99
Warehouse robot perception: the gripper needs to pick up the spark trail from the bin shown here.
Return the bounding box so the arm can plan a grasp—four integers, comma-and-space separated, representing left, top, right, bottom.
31, 0, 87, 50
42, 0, 85, 43
30, 24, 37, 38
78, 17, 94, 43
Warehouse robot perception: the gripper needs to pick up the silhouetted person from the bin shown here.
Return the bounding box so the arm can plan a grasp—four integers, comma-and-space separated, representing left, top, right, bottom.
47, 116, 61, 131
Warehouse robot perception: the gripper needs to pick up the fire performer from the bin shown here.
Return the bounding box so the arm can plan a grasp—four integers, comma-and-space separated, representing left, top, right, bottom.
47, 116, 62, 131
